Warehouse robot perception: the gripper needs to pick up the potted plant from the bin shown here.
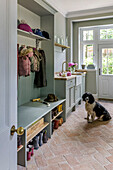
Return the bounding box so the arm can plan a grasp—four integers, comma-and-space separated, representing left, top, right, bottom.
68, 62, 78, 73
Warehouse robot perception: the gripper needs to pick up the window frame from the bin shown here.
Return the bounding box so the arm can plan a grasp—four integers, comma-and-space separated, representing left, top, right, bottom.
79, 27, 96, 67
98, 25, 113, 41
79, 25, 113, 69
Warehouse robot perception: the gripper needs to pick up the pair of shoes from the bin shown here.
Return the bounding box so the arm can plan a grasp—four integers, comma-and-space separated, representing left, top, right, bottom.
27, 148, 32, 161
27, 145, 34, 156
32, 131, 44, 149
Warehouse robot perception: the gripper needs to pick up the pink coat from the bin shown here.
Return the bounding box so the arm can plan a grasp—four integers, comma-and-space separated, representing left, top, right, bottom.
19, 56, 31, 76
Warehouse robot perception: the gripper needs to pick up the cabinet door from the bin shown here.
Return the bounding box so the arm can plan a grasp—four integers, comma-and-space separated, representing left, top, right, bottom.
75, 85, 82, 104
82, 75, 85, 95
78, 85, 82, 99
66, 88, 71, 112
71, 86, 75, 107
75, 87, 78, 103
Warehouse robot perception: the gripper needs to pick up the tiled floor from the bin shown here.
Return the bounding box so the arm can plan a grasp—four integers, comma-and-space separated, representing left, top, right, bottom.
18, 100, 113, 170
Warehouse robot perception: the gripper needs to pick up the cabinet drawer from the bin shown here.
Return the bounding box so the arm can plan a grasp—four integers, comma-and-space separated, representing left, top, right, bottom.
75, 76, 82, 86
66, 78, 75, 88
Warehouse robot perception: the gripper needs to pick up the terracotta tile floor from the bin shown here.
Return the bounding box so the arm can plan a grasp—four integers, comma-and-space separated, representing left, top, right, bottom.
18, 100, 113, 170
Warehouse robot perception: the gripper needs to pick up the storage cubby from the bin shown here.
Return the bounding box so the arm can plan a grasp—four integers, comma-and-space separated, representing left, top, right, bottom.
17, 0, 66, 167
18, 99, 66, 167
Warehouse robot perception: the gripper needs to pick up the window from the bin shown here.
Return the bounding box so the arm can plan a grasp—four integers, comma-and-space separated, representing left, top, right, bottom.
83, 44, 93, 66
83, 30, 93, 41
79, 25, 113, 68
100, 28, 113, 40
102, 48, 113, 75
80, 28, 95, 66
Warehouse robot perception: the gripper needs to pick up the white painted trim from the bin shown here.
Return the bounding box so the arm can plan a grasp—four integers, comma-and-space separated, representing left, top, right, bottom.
42, 0, 66, 17
71, 16, 113, 23
66, 6, 113, 18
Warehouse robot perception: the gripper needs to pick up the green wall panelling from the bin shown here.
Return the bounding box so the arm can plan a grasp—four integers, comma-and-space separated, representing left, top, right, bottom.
18, 72, 40, 106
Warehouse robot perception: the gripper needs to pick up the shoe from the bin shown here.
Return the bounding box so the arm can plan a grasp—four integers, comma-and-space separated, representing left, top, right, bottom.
39, 132, 43, 146
27, 145, 34, 156
43, 130, 48, 143
52, 122, 54, 134
59, 118, 63, 126
54, 119, 59, 129
27, 148, 31, 161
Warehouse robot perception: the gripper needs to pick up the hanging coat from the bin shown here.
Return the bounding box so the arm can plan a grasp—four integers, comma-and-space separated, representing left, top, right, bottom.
19, 56, 31, 76
34, 49, 47, 87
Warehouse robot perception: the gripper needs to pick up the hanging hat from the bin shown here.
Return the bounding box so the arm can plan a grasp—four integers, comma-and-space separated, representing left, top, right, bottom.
44, 94, 58, 102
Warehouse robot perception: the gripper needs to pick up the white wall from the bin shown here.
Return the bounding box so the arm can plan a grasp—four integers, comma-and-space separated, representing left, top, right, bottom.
54, 12, 66, 72
17, 4, 41, 47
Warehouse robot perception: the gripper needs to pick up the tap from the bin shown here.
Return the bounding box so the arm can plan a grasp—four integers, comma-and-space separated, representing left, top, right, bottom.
62, 61, 68, 73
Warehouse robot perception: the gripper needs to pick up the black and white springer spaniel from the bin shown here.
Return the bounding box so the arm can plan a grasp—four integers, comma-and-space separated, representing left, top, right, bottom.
82, 92, 112, 123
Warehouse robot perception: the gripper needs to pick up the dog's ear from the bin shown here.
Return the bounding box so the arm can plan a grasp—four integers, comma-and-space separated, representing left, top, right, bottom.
82, 93, 86, 101
88, 94, 95, 104
82, 93, 88, 101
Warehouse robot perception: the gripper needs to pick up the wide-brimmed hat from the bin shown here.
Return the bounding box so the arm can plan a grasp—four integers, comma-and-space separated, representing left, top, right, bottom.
44, 94, 58, 102
20, 48, 33, 57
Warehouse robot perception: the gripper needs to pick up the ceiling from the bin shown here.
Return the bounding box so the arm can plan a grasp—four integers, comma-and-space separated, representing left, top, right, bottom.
44, 0, 113, 17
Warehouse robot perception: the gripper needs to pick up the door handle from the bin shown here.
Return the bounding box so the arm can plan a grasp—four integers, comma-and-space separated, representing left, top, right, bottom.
11, 125, 24, 136
99, 68, 101, 75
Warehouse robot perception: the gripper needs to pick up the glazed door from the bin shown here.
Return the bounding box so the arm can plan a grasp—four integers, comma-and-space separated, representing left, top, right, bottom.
99, 44, 113, 99
0, 0, 17, 170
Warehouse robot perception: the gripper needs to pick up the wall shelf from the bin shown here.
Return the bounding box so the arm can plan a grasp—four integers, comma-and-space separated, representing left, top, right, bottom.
17, 29, 50, 41
54, 43, 70, 51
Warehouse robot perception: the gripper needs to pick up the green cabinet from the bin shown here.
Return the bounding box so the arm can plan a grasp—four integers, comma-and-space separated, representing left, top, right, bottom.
55, 76, 84, 116
55, 78, 75, 116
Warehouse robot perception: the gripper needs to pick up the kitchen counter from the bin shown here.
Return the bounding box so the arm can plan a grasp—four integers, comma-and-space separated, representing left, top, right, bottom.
76, 69, 96, 72
54, 72, 86, 80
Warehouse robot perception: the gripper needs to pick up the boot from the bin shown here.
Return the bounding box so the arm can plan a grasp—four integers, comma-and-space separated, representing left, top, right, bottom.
52, 121, 54, 134
27, 148, 31, 161
54, 119, 59, 129
33, 136, 39, 150
27, 145, 34, 156
43, 130, 47, 143
39, 132, 43, 146
57, 116, 63, 126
